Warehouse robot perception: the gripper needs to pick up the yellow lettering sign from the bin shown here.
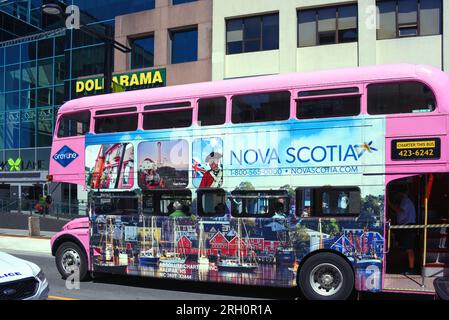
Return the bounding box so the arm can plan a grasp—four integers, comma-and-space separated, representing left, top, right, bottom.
95, 78, 103, 91
76, 81, 84, 93
120, 75, 129, 87
153, 71, 163, 84
130, 73, 139, 86
397, 141, 436, 149
85, 80, 94, 92
139, 72, 152, 85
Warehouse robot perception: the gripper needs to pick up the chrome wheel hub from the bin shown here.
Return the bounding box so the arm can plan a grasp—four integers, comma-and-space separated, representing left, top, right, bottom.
309, 263, 343, 296
61, 249, 81, 274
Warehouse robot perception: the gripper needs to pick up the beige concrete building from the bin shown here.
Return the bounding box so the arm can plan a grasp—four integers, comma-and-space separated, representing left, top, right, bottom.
212, 0, 449, 80
114, 0, 212, 86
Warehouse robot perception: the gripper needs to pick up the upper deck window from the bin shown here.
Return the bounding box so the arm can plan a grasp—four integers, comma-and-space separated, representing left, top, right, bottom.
143, 103, 192, 130
367, 82, 436, 115
198, 97, 226, 126
57, 111, 90, 138
298, 87, 359, 97
94, 112, 138, 134
297, 94, 360, 119
232, 91, 290, 124
96, 107, 136, 115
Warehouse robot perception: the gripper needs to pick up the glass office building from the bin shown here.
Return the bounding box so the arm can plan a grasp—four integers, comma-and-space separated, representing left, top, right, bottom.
0, 0, 170, 211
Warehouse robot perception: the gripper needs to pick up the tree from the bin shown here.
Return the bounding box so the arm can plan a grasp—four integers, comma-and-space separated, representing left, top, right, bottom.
289, 224, 310, 258
322, 218, 340, 236
237, 181, 255, 190
359, 194, 384, 227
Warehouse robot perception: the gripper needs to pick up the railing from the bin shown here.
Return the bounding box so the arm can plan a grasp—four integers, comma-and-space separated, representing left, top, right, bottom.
0, 198, 88, 220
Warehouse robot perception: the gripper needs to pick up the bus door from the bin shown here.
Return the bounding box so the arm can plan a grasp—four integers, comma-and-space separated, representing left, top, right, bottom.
384, 174, 449, 293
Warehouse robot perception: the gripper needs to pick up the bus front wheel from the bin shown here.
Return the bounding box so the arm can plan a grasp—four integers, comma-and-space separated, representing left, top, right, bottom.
298, 252, 354, 300
55, 242, 89, 281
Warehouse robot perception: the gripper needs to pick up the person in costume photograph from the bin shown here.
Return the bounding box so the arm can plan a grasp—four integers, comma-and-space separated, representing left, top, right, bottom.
139, 158, 165, 188
199, 152, 223, 188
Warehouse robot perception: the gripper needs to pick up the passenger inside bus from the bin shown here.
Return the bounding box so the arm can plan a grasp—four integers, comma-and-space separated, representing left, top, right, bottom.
386, 174, 449, 276
169, 201, 187, 218
388, 185, 418, 275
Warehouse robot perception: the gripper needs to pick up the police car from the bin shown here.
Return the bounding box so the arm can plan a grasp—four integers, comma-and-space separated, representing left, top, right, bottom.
0, 251, 49, 300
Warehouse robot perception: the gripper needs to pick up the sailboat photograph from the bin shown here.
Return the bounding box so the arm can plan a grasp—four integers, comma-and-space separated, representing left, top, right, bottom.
218, 219, 258, 273
96, 217, 128, 274
197, 221, 210, 267
159, 218, 187, 266
139, 216, 161, 266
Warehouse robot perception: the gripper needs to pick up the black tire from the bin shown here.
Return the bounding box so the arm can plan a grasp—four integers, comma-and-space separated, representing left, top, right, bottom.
55, 242, 89, 281
298, 252, 354, 300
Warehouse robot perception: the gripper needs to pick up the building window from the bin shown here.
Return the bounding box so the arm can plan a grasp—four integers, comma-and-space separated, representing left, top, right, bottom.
298, 5, 357, 47
130, 35, 154, 70
198, 97, 226, 126
377, 0, 442, 39
226, 13, 279, 55
170, 27, 198, 64
172, 0, 197, 4
367, 82, 436, 115
232, 91, 290, 124
296, 187, 361, 217
57, 111, 90, 137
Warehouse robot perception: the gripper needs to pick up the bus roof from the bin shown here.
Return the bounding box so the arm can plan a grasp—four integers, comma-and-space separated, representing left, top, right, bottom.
60, 64, 449, 113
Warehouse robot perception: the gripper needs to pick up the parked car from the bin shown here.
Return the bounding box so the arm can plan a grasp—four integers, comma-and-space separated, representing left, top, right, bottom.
0, 251, 49, 300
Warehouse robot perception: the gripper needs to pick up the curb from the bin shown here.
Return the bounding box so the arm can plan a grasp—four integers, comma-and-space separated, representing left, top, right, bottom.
0, 233, 52, 240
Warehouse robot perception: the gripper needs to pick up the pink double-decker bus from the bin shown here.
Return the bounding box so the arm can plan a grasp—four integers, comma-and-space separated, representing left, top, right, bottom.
49, 64, 449, 300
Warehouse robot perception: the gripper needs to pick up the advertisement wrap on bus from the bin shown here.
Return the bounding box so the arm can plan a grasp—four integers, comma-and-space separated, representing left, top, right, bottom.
49, 64, 449, 300
83, 119, 385, 290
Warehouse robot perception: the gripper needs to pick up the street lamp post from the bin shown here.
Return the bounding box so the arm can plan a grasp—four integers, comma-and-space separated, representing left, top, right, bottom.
42, 2, 131, 94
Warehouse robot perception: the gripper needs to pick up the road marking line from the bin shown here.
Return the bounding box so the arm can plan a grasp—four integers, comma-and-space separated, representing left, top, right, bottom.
48, 295, 79, 301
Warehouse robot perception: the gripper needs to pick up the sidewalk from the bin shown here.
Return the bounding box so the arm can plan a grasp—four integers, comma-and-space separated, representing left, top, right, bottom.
0, 228, 54, 255
0, 228, 56, 238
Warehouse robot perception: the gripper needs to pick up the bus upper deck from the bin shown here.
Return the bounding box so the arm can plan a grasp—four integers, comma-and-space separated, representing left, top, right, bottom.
50, 64, 449, 186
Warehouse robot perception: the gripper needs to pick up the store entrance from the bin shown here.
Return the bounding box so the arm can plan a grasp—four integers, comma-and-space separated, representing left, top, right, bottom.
384, 174, 449, 293
21, 184, 43, 202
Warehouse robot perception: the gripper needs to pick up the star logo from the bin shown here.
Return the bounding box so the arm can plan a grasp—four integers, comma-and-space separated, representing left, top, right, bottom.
355, 141, 378, 158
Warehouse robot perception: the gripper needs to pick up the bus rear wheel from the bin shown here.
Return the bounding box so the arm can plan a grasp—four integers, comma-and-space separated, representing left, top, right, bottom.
55, 242, 89, 281
298, 252, 354, 300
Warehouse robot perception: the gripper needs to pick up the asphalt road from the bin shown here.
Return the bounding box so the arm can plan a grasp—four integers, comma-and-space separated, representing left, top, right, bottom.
2, 250, 434, 300
6, 250, 298, 300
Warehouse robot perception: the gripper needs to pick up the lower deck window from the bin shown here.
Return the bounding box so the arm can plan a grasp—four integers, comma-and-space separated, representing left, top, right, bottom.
230, 190, 289, 218
197, 189, 227, 216
143, 190, 192, 216
91, 192, 138, 215
297, 187, 360, 217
